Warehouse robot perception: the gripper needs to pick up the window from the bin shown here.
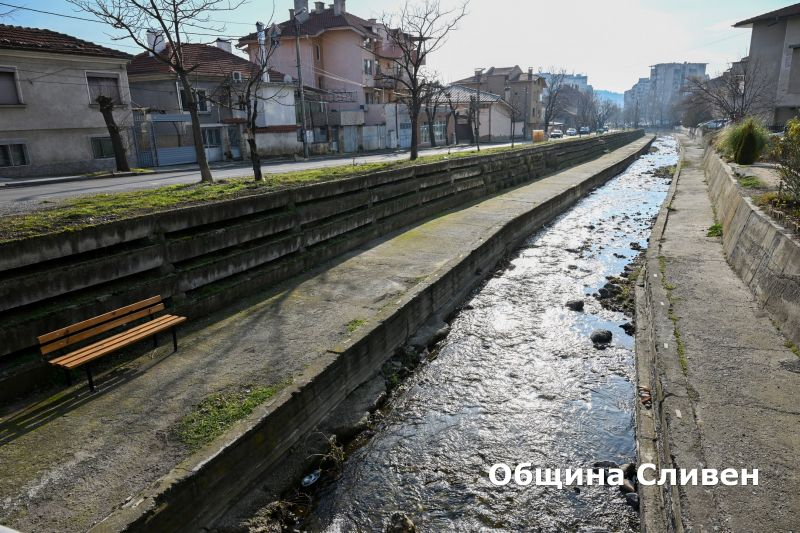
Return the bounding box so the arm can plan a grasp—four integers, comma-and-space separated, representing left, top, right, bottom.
91, 136, 115, 159
315, 44, 321, 61
0, 143, 28, 167
202, 128, 221, 147
364, 59, 373, 76
180, 89, 209, 112
0, 70, 22, 105
87, 74, 121, 104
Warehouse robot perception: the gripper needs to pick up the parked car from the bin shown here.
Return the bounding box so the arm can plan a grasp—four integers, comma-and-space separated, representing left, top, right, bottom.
596, 128, 605, 134
566, 128, 577, 136
550, 129, 564, 138
579, 126, 590, 135
603, 126, 609, 132
699, 119, 728, 130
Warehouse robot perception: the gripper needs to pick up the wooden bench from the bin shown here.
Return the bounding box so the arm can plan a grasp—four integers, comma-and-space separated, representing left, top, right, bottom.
38, 296, 187, 392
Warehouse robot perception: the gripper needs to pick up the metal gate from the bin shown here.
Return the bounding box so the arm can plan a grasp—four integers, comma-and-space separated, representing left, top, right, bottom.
342, 125, 359, 153
132, 110, 156, 168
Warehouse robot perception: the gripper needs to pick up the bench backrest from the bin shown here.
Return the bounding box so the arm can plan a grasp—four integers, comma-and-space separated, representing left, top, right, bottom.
38, 296, 165, 357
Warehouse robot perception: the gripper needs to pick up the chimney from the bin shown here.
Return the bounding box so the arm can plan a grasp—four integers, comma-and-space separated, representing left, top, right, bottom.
474, 68, 482, 82
146, 29, 167, 56
294, 0, 308, 14
333, 0, 345, 15
289, 8, 294, 19
528, 67, 533, 81
314, 1, 325, 13
214, 38, 232, 54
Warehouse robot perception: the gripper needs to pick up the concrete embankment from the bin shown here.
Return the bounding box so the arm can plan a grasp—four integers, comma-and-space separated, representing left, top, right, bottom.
0, 137, 652, 533
0, 131, 642, 400
635, 135, 800, 532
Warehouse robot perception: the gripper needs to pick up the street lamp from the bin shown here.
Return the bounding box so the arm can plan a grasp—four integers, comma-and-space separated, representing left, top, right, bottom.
293, 7, 310, 159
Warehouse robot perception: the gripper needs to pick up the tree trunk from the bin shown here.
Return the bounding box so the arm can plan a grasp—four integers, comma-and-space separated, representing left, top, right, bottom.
426, 108, 436, 148
178, 73, 213, 183
96, 95, 130, 172
410, 109, 419, 160
444, 113, 451, 146
248, 94, 263, 181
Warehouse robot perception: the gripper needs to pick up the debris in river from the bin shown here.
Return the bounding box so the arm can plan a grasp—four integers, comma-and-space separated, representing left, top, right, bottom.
625, 492, 640, 508
301, 469, 321, 487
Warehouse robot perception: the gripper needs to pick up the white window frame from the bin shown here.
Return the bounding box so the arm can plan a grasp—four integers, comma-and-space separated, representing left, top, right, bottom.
85, 70, 124, 105
0, 66, 24, 105
0, 140, 30, 167
89, 135, 115, 159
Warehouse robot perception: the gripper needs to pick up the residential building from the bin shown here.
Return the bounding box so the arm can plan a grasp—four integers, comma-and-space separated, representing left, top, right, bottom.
453, 66, 547, 138
127, 37, 298, 165
539, 72, 592, 93
623, 77, 651, 125
622, 62, 706, 127
0, 25, 132, 177
443, 85, 515, 143
734, 3, 800, 126
238, 0, 415, 152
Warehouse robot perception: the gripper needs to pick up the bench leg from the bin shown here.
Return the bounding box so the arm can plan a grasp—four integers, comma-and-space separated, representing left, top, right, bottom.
172, 328, 178, 353
85, 365, 95, 392
64, 368, 72, 386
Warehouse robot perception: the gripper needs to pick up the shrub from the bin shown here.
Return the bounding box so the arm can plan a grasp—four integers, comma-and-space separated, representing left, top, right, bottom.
718, 118, 770, 164
772, 117, 800, 201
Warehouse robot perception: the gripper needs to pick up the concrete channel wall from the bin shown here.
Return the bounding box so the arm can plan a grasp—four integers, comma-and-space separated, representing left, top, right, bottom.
91, 136, 654, 533
703, 147, 800, 346
0, 131, 642, 398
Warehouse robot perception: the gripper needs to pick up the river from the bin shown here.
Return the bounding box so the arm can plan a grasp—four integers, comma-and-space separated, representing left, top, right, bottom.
301, 136, 678, 532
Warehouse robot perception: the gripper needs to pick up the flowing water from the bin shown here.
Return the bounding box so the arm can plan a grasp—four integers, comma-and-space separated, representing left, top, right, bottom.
303, 136, 678, 532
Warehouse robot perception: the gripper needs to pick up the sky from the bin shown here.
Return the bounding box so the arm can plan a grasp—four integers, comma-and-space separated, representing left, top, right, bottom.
0, 0, 792, 93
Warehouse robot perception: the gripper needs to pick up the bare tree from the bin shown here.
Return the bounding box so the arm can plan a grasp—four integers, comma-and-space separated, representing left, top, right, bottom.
380, 0, 469, 160
595, 99, 619, 130
421, 78, 446, 148
69, 0, 246, 183
224, 21, 282, 182
685, 57, 772, 123
443, 89, 458, 145
540, 68, 568, 134
576, 91, 597, 131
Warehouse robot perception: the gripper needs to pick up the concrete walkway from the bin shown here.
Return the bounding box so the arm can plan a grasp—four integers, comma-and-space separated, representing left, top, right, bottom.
647, 135, 800, 532
0, 138, 651, 532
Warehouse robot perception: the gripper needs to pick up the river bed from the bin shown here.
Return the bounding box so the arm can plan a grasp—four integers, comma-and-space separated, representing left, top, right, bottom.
301, 136, 679, 532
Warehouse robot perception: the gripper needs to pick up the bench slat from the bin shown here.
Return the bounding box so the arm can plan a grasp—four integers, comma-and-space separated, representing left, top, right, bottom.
38, 296, 163, 345
50, 315, 186, 369
40, 303, 166, 355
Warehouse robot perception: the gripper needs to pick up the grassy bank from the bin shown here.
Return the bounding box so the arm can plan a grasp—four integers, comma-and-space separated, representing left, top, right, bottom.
0, 143, 534, 243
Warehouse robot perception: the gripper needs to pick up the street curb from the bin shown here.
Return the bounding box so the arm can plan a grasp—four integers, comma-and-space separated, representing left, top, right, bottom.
0, 171, 155, 188
635, 136, 685, 533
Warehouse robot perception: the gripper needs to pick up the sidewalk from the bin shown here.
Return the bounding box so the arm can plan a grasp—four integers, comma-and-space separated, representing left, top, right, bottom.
643, 135, 800, 531
0, 138, 650, 533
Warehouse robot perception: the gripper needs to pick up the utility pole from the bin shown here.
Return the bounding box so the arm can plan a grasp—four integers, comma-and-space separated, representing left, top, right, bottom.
524, 83, 529, 141
293, 9, 310, 159
474, 68, 481, 151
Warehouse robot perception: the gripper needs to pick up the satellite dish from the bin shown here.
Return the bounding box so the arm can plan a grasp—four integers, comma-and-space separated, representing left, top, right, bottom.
295, 6, 310, 24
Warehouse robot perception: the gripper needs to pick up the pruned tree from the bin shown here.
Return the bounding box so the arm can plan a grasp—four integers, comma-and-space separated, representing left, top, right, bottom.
684, 58, 771, 123
380, 0, 469, 160
69, 0, 246, 183
540, 67, 569, 134
443, 89, 458, 145
95, 95, 131, 172
505, 88, 524, 147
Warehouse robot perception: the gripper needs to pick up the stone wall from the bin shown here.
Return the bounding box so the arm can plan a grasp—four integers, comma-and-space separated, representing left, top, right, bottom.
703, 147, 800, 346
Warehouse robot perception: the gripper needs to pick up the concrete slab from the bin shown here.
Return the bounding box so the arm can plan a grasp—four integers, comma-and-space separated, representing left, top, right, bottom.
640, 135, 800, 532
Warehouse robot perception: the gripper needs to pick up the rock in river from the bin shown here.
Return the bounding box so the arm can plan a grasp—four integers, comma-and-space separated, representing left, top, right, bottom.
590, 329, 613, 345
387, 512, 416, 532
566, 299, 585, 312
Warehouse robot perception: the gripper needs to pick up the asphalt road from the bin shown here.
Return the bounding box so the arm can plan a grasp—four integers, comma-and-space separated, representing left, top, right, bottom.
0, 141, 525, 213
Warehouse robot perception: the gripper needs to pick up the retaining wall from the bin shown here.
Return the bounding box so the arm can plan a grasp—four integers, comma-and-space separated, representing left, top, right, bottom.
0, 132, 642, 394
92, 136, 654, 532
703, 148, 800, 346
